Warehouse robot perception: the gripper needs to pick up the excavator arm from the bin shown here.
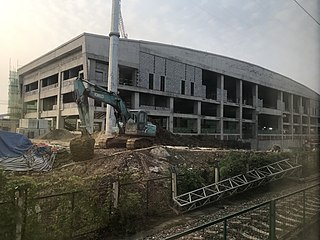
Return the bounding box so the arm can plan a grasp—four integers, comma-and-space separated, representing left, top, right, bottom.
74, 77, 132, 134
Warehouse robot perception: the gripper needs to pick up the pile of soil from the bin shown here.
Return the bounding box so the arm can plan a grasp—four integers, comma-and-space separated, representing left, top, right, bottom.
70, 135, 95, 161
40, 129, 75, 140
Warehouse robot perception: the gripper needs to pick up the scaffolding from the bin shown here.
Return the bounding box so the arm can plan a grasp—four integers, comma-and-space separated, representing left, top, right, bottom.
7, 69, 21, 119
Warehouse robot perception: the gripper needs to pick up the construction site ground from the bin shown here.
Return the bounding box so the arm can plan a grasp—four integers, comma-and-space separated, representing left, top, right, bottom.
24, 129, 319, 239
31, 129, 251, 181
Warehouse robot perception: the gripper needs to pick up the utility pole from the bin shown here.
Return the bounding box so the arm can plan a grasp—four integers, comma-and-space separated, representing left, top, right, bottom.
106, 0, 121, 136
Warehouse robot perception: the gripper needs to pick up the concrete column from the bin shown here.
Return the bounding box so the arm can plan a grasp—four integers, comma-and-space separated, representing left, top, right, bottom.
218, 75, 224, 140
56, 71, 63, 129
237, 80, 243, 139
253, 84, 259, 149
279, 91, 284, 147
290, 94, 294, 140
197, 101, 201, 134
307, 99, 311, 136
87, 59, 96, 81
36, 75, 41, 119
299, 96, 303, 135
169, 97, 174, 132
132, 92, 139, 109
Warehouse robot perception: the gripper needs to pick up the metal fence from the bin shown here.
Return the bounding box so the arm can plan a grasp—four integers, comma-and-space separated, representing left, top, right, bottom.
0, 176, 173, 240
164, 183, 320, 240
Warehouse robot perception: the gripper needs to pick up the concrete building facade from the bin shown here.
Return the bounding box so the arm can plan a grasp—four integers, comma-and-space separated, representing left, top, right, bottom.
18, 33, 320, 149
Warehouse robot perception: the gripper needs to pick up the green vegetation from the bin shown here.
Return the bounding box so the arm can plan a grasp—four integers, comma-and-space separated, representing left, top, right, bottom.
219, 151, 292, 179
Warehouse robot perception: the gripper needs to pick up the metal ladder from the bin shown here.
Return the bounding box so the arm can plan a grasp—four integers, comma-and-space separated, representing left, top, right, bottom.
173, 159, 302, 212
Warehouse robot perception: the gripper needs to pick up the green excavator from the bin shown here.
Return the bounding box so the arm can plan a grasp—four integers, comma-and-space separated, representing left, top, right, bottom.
73, 77, 157, 150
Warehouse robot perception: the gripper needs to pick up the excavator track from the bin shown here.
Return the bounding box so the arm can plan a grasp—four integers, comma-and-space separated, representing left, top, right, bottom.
96, 135, 153, 150
126, 137, 153, 150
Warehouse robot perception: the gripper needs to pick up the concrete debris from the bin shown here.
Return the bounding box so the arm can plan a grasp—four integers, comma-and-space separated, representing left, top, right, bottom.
149, 166, 160, 173
150, 147, 170, 159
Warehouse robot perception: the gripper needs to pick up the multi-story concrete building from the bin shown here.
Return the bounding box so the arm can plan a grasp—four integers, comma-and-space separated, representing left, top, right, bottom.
18, 33, 320, 149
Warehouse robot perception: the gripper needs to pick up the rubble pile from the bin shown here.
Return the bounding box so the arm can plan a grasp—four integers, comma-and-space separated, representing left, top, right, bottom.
40, 129, 75, 140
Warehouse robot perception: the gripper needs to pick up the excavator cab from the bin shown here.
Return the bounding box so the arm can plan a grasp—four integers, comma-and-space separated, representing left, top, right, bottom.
125, 110, 156, 137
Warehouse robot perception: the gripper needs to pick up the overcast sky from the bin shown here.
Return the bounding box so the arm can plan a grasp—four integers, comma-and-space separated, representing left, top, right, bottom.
0, 0, 319, 114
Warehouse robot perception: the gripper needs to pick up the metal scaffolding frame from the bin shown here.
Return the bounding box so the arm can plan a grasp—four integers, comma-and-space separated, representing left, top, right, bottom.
173, 159, 302, 212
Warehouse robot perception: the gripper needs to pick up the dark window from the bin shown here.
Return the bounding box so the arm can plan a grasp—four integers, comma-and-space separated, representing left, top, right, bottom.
191, 82, 194, 96
181, 80, 185, 95
160, 76, 165, 91
149, 73, 154, 90
95, 71, 104, 82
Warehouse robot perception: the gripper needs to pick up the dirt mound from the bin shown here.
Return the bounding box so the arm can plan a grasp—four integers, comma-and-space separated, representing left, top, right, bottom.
40, 129, 75, 140
70, 135, 95, 161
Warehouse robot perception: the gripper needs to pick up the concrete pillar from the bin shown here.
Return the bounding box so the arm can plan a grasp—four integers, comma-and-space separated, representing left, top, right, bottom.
290, 94, 294, 140
56, 71, 63, 129
132, 92, 139, 109
197, 101, 201, 134
237, 80, 243, 139
36, 75, 41, 119
307, 99, 311, 136
253, 84, 259, 149
169, 97, 174, 132
87, 59, 96, 81
218, 75, 224, 140
279, 91, 284, 147
299, 96, 303, 135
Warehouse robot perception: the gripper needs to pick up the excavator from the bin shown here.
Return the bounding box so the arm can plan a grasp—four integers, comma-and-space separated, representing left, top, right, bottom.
73, 77, 157, 150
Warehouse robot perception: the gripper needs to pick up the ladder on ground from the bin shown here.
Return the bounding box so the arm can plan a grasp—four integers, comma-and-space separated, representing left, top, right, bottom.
173, 159, 301, 212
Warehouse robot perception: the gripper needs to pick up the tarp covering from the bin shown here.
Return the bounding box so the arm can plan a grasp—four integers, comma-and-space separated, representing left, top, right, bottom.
0, 131, 56, 171
0, 130, 32, 157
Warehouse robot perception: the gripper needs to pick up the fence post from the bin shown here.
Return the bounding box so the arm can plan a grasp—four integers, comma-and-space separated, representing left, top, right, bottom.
70, 192, 75, 238
303, 190, 306, 226
171, 168, 177, 198
15, 188, 25, 240
112, 181, 119, 209
269, 200, 276, 240
223, 219, 227, 240
214, 159, 220, 183
146, 180, 149, 216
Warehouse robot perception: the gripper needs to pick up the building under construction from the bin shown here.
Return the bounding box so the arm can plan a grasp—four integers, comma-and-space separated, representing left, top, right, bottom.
17, 33, 320, 149
7, 69, 22, 119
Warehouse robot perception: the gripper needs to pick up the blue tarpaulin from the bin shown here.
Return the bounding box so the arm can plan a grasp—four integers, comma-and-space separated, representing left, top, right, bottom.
0, 131, 56, 171
0, 130, 32, 157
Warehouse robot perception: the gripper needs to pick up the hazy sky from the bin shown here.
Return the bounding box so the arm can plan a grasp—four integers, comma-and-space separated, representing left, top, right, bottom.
0, 0, 319, 114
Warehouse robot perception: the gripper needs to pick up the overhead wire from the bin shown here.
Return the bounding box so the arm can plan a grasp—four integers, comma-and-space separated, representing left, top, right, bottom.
292, 0, 320, 26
